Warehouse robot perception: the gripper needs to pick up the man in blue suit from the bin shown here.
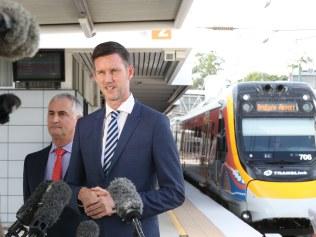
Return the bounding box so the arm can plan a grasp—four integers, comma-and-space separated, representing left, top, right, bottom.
23, 93, 83, 237
66, 41, 185, 237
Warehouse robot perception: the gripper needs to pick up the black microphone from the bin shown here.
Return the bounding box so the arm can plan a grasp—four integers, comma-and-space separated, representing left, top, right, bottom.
108, 177, 145, 237
0, 93, 21, 124
28, 181, 72, 237
0, 0, 39, 61
76, 220, 100, 237
5, 181, 51, 237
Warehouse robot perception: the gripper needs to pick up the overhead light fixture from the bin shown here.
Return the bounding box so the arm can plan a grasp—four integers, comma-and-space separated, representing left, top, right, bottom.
262, 38, 269, 44
205, 26, 237, 31
72, 0, 96, 38
264, 0, 271, 8
78, 17, 96, 38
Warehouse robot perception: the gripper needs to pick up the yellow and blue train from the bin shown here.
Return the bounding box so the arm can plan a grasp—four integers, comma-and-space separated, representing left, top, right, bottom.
176, 82, 316, 235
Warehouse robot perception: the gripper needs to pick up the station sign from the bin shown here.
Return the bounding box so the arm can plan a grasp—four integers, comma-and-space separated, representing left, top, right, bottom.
256, 102, 298, 112
151, 29, 172, 40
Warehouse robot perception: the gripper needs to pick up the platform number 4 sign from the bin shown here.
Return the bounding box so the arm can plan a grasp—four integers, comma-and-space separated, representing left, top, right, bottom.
152, 29, 172, 40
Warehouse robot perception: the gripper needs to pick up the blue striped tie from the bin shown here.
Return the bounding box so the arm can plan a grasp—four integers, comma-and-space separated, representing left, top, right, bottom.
103, 110, 120, 174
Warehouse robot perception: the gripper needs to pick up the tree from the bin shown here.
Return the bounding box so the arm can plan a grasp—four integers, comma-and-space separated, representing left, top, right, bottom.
241, 72, 287, 82
192, 52, 224, 89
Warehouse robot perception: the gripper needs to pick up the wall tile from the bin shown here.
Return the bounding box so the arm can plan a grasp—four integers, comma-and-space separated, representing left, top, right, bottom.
8, 213, 17, 223
0, 179, 8, 196
0, 144, 8, 160
8, 179, 23, 195
0, 161, 8, 178
0, 126, 8, 142
11, 90, 43, 108
0, 212, 7, 223
8, 161, 23, 178
0, 195, 7, 213
9, 143, 45, 161
8, 196, 23, 213
9, 126, 43, 142
10, 108, 44, 125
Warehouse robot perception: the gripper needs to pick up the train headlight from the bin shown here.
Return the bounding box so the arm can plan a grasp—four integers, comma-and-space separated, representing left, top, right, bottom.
303, 94, 310, 101
242, 94, 250, 101
242, 103, 253, 112
302, 102, 313, 112
241, 211, 252, 222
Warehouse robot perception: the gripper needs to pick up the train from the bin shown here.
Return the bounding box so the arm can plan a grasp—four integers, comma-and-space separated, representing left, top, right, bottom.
175, 81, 316, 235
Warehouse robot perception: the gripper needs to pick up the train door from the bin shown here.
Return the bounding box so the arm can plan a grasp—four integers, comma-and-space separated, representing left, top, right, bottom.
214, 113, 227, 186
200, 123, 212, 184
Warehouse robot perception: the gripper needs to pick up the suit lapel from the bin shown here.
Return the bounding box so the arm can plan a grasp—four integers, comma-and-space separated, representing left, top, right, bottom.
107, 102, 142, 174
33, 146, 50, 188
91, 108, 108, 180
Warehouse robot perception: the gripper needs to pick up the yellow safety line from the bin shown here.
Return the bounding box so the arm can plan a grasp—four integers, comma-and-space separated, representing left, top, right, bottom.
168, 210, 189, 237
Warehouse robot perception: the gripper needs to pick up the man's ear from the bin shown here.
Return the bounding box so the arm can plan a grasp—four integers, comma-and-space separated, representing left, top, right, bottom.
127, 65, 134, 81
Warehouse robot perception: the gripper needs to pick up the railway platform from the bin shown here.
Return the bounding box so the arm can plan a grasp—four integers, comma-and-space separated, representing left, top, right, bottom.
159, 181, 282, 237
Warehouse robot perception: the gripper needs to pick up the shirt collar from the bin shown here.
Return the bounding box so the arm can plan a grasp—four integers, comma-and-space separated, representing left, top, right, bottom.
50, 142, 73, 154
105, 93, 135, 118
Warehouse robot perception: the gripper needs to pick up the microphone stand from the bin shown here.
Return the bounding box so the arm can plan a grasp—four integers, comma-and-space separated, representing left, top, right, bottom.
131, 218, 145, 237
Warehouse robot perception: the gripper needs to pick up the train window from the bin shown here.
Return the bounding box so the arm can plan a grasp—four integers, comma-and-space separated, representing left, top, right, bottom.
242, 118, 316, 152
194, 128, 202, 137
217, 119, 227, 160
218, 133, 226, 152
218, 117, 224, 133
242, 118, 315, 136
200, 124, 212, 164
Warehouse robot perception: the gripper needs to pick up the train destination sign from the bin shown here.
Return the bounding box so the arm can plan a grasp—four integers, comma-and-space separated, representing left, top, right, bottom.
256, 102, 298, 112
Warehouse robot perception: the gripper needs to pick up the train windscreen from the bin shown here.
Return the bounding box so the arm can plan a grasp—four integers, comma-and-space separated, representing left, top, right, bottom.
242, 118, 316, 154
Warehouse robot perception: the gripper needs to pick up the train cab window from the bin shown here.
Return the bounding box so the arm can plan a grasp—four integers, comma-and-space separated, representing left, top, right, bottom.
241, 117, 316, 162
242, 118, 316, 152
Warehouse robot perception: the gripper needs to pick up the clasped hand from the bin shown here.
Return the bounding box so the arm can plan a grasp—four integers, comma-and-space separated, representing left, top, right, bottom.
78, 186, 115, 219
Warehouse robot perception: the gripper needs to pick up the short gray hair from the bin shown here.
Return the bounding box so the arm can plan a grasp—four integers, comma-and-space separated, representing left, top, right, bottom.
49, 93, 83, 117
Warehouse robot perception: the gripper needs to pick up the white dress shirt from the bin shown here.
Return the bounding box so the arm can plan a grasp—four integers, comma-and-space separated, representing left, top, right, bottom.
101, 94, 135, 166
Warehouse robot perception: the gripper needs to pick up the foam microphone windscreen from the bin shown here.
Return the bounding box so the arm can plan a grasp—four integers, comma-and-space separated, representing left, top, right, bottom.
76, 220, 100, 237
108, 177, 143, 222
5, 181, 51, 237
0, 0, 39, 61
29, 181, 72, 236
16, 181, 51, 225
0, 93, 21, 124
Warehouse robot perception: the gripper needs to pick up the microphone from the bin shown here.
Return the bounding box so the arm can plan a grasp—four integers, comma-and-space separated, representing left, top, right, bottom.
76, 220, 100, 237
0, 0, 40, 61
0, 93, 21, 124
28, 181, 72, 237
108, 177, 145, 237
5, 181, 51, 237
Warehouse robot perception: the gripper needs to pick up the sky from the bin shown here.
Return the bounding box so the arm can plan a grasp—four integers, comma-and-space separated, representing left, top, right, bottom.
183, 0, 316, 81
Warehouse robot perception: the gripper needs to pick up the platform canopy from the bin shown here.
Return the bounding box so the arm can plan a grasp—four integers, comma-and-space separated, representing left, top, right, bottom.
14, 0, 194, 113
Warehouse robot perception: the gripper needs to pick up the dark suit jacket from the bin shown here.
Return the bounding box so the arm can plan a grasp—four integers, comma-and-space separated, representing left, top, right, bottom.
66, 100, 185, 237
23, 145, 82, 237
